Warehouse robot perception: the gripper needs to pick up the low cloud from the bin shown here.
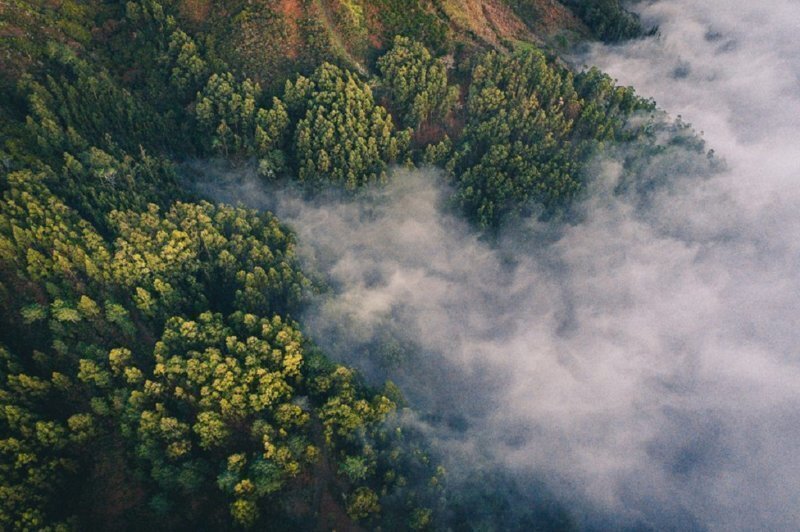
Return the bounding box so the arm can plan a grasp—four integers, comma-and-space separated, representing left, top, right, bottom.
195, 1, 800, 529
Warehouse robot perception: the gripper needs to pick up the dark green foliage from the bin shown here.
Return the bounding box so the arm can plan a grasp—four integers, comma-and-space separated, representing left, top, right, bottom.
0, 172, 128, 529
562, 0, 650, 42
0, 344, 84, 531
448, 50, 655, 228
22, 44, 179, 158
193, 72, 289, 162
287, 62, 408, 190
300, 353, 445, 529
0, 164, 440, 529
377, 36, 459, 129
366, 0, 450, 53
0, 171, 112, 311
111, 1, 213, 144
445, 470, 575, 531
56, 148, 181, 234
0, 0, 702, 529
165, 28, 209, 100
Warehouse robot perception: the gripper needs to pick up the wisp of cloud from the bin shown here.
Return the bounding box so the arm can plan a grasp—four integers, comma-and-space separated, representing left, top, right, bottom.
195, 1, 800, 529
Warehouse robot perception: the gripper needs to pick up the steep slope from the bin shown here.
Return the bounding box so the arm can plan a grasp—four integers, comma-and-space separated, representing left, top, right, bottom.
0, 0, 663, 529
0, 0, 641, 92
172, 0, 629, 84
439, 0, 589, 49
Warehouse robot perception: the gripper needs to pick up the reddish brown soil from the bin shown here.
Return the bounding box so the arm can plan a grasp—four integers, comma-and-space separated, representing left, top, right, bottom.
278, 0, 305, 59
483, 0, 533, 42
178, 0, 211, 25
364, 3, 385, 49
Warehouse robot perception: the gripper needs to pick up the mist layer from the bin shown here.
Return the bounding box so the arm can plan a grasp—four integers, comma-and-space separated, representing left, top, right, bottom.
196, 1, 800, 529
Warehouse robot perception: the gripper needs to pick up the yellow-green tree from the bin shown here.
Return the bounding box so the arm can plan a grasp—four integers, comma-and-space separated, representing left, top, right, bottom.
117, 312, 316, 527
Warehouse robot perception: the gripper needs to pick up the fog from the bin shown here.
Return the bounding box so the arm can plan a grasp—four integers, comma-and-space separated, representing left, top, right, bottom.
195, 1, 800, 529
575, 3, 800, 526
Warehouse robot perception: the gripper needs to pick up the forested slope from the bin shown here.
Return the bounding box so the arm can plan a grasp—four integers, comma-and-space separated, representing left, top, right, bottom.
0, 0, 706, 529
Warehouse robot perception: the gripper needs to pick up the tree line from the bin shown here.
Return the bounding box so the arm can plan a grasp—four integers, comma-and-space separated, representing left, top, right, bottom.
0, 0, 712, 529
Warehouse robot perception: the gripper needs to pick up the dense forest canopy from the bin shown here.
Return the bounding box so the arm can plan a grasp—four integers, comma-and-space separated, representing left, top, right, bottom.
0, 0, 711, 530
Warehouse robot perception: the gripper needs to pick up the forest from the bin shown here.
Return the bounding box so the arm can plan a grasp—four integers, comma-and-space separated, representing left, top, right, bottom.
0, 0, 713, 530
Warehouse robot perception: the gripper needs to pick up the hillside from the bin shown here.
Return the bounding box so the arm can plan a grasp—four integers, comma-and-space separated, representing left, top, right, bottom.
0, 0, 647, 90
0, 1, 680, 530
